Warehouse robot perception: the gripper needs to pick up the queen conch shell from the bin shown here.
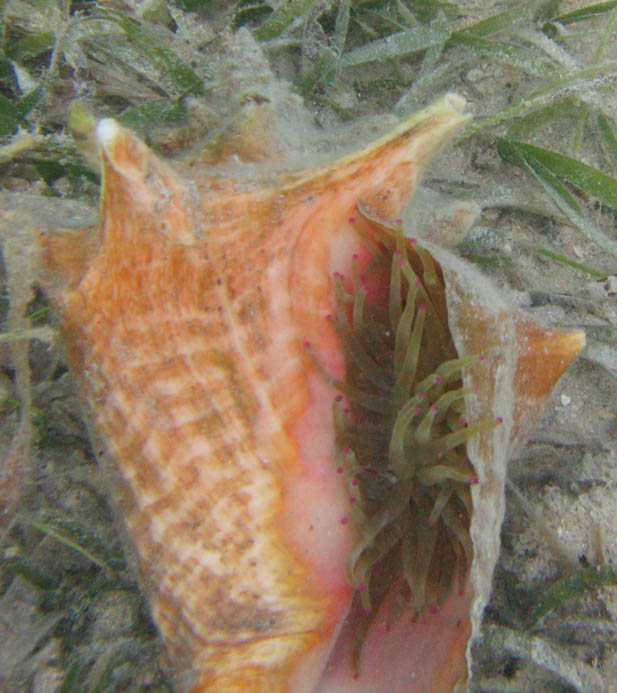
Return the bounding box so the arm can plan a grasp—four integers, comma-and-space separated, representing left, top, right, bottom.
25, 90, 585, 692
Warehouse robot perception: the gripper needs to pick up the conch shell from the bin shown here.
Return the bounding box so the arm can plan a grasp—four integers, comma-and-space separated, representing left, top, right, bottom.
23, 91, 584, 692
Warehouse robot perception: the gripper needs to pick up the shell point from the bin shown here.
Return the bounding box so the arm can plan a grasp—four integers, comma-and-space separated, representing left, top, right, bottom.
561, 328, 586, 359
96, 118, 120, 149
444, 92, 467, 113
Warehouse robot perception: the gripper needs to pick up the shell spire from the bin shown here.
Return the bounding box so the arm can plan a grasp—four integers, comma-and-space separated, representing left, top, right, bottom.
32, 92, 585, 693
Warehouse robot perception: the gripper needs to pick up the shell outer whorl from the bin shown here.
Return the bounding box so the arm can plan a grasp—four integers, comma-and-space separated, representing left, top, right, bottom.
51, 133, 358, 687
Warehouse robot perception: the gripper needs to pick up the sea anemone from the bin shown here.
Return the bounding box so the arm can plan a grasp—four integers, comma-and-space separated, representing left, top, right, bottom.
313, 216, 500, 607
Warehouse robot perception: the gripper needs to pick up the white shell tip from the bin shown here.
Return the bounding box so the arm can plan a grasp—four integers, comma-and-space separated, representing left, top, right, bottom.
444, 92, 467, 113
96, 119, 120, 149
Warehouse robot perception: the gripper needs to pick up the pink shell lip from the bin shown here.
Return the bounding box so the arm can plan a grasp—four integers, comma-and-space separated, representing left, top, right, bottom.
31, 93, 585, 692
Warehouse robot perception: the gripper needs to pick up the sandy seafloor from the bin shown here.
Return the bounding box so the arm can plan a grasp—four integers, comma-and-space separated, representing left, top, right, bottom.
1, 0, 617, 691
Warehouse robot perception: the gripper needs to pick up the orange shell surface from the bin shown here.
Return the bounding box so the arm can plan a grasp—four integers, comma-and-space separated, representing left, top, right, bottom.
35, 95, 585, 692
